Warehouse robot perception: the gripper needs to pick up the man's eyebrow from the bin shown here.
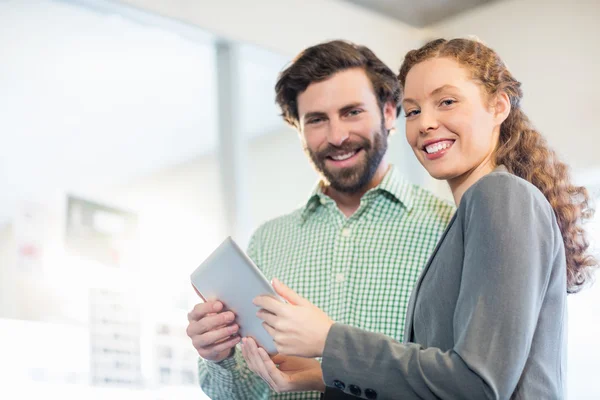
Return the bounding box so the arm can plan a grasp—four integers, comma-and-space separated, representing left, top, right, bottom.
303, 111, 327, 121
338, 102, 365, 114
302, 102, 365, 121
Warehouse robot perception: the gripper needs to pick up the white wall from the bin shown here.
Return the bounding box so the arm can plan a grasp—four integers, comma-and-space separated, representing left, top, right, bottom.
0, 0, 219, 225
100, 153, 228, 312
0, 225, 15, 319
116, 0, 425, 70
429, 0, 600, 172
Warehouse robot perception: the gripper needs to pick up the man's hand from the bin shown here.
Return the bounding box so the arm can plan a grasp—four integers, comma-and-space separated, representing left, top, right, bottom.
241, 337, 325, 393
186, 300, 240, 362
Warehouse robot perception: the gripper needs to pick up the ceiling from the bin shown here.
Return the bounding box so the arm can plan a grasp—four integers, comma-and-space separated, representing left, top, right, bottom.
344, 0, 502, 27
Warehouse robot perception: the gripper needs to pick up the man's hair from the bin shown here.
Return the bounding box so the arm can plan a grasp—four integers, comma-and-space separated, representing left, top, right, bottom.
275, 40, 401, 129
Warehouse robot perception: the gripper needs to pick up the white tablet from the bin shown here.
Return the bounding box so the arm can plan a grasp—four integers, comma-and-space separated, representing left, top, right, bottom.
190, 236, 279, 354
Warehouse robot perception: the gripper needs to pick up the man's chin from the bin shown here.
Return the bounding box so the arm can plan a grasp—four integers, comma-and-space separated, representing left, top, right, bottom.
323, 162, 364, 177
329, 183, 363, 194
316, 158, 372, 192
324, 173, 366, 193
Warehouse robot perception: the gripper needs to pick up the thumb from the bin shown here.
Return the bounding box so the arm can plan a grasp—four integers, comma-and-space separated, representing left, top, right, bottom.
272, 278, 307, 306
271, 353, 287, 364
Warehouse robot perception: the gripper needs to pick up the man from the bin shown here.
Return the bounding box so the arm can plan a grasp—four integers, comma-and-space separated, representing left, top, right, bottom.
186, 40, 455, 400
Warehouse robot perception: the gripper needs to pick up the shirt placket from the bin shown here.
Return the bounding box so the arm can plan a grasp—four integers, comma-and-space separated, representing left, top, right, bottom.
327, 196, 373, 324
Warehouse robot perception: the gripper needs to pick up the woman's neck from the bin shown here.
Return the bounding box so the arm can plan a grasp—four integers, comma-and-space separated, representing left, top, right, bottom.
448, 157, 496, 205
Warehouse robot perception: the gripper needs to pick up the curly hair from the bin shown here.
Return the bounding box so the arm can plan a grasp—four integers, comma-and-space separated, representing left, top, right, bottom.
398, 38, 597, 293
275, 40, 400, 129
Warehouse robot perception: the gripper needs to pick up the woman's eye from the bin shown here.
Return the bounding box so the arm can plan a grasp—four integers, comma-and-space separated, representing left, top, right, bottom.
405, 109, 420, 118
440, 99, 456, 107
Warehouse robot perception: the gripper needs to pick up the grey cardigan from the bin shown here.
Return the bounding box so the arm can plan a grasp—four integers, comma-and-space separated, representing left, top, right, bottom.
321, 168, 567, 399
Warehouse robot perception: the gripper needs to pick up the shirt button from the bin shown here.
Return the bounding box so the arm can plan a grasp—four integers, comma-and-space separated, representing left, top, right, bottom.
341, 227, 351, 237
335, 273, 345, 283
333, 380, 345, 390
349, 384, 362, 396
320, 197, 327, 205
365, 388, 378, 399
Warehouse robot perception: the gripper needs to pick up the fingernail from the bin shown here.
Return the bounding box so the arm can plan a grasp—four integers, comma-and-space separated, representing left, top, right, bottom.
213, 302, 221, 311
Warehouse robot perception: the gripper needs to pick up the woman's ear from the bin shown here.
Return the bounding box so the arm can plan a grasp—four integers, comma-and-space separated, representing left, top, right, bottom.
493, 91, 511, 125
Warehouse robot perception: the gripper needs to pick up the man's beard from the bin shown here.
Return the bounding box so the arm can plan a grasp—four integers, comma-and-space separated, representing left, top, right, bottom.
305, 123, 388, 194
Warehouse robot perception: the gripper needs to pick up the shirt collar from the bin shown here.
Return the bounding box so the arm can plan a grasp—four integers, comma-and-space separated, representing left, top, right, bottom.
375, 166, 414, 210
300, 166, 414, 221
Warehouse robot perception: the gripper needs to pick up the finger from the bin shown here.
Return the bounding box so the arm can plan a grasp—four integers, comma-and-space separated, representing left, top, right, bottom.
241, 338, 257, 372
247, 337, 278, 391
242, 338, 265, 384
272, 278, 307, 306
192, 324, 239, 348
262, 322, 278, 341
256, 309, 278, 327
243, 338, 264, 376
187, 311, 236, 336
258, 347, 288, 388
253, 295, 286, 315
197, 334, 240, 360
187, 301, 223, 322
271, 353, 286, 365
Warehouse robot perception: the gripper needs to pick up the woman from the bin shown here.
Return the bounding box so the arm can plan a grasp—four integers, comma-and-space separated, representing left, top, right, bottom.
241, 38, 597, 399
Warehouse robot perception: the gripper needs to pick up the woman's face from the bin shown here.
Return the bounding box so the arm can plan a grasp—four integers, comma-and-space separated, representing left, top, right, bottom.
402, 57, 507, 186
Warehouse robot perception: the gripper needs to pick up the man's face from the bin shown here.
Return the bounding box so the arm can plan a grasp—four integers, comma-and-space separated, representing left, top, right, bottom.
297, 68, 396, 193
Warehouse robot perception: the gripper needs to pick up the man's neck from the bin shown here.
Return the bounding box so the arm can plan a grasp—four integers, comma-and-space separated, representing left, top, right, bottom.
325, 161, 389, 218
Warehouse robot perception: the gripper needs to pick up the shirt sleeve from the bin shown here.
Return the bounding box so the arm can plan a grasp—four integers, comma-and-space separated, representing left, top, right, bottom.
321, 173, 560, 399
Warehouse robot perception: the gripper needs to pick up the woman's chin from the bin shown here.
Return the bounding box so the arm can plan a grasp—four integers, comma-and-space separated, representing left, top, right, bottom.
416, 154, 460, 182
424, 167, 457, 182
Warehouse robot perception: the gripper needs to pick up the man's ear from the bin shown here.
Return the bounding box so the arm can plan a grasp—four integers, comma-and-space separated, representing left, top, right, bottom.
383, 101, 397, 131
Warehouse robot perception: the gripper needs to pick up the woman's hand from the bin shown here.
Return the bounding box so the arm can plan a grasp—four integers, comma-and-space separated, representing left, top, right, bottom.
254, 278, 334, 358
241, 337, 325, 393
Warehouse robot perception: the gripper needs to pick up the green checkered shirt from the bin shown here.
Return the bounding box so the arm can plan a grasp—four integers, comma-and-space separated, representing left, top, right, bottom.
198, 167, 455, 399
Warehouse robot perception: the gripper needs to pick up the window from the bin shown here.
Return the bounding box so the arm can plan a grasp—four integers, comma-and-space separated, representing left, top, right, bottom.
567, 181, 600, 399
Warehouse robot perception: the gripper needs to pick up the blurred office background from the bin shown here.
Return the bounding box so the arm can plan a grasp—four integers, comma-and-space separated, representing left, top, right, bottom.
0, 0, 598, 398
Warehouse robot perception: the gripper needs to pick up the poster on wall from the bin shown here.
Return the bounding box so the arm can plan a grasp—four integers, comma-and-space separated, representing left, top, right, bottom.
14, 201, 50, 273
65, 196, 138, 269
